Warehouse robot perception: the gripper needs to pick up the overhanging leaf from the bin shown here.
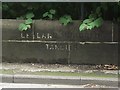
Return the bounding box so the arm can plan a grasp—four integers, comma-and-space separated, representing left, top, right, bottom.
59, 17, 67, 24
48, 14, 53, 19
67, 17, 72, 22
94, 17, 103, 27
22, 25, 28, 31
43, 12, 49, 17
59, 15, 72, 26
26, 12, 34, 19
26, 25, 31, 29
49, 9, 56, 14
79, 23, 87, 31
19, 23, 26, 31
88, 22, 96, 29
65, 15, 72, 22
65, 15, 71, 19
25, 18, 33, 24
83, 19, 93, 24
87, 25, 93, 30
89, 13, 97, 19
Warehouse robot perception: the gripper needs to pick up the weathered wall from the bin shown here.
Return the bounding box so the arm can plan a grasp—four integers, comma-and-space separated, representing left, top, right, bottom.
2, 19, 118, 64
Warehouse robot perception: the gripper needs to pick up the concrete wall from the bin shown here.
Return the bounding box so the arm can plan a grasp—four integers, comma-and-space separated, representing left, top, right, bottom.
2, 19, 118, 64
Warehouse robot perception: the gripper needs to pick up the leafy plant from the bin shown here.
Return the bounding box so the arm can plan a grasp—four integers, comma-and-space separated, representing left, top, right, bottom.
79, 6, 103, 31
43, 9, 56, 20
59, 15, 72, 26
2, 4, 9, 11
18, 12, 34, 31
26, 13, 34, 19
19, 23, 31, 31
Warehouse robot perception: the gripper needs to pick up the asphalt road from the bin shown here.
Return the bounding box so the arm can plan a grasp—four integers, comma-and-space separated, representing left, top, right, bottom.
0, 83, 119, 90
1, 74, 118, 87
0, 83, 85, 88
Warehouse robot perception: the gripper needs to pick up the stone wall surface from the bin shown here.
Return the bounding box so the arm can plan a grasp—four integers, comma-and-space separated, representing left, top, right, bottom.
2, 19, 118, 64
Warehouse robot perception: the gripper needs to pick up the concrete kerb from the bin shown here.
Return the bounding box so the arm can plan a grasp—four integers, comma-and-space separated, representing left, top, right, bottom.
1, 74, 118, 87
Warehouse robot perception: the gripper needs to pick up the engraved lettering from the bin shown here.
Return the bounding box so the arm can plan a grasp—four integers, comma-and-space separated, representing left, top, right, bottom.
49, 44, 54, 50
47, 33, 52, 39
42, 34, 46, 39
37, 33, 41, 38
45, 44, 68, 51
46, 44, 49, 50
21, 33, 25, 38
21, 32, 53, 39
55, 45, 58, 50
26, 34, 29, 38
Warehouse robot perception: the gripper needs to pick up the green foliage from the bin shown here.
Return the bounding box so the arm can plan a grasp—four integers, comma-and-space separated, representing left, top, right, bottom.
2, 2, 119, 32
26, 12, 34, 19
49, 9, 56, 14
79, 6, 103, 31
43, 9, 56, 20
59, 15, 72, 26
2, 4, 9, 11
2, 2, 120, 22
19, 23, 31, 31
18, 12, 34, 31
25, 18, 33, 24
80, 16, 103, 31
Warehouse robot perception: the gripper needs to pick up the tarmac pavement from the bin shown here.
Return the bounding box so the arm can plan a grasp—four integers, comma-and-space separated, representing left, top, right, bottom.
1, 63, 119, 88
1, 74, 118, 88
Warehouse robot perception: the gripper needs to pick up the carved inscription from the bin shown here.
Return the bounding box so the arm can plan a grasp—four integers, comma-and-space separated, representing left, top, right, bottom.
21, 33, 53, 39
45, 44, 69, 51
21, 31, 102, 40
36, 33, 52, 39
21, 33, 29, 38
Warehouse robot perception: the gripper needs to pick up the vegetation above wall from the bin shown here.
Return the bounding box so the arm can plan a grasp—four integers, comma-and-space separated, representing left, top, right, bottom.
2, 2, 120, 31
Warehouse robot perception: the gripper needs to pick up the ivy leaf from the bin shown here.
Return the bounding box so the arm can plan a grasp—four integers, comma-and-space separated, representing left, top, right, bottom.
88, 22, 96, 29
87, 25, 93, 30
79, 23, 87, 31
26, 12, 34, 19
83, 19, 93, 24
22, 25, 28, 31
43, 12, 49, 18
59, 17, 67, 25
48, 14, 53, 19
49, 9, 56, 14
66, 16, 72, 22
25, 18, 33, 24
19, 23, 26, 31
59, 15, 72, 26
89, 13, 97, 19
19, 23, 31, 31
94, 17, 103, 27
65, 15, 72, 21
26, 25, 31, 29
63, 21, 68, 26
